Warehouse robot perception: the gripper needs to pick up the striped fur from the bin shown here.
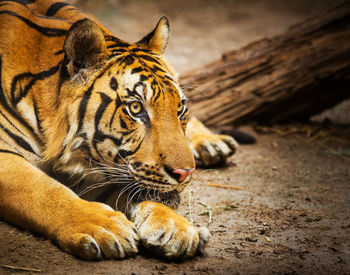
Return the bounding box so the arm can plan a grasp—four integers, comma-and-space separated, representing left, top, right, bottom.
0, 0, 194, 198
0, 0, 239, 260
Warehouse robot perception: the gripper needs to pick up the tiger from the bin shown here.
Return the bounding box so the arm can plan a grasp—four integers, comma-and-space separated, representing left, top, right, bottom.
0, 0, 238, 260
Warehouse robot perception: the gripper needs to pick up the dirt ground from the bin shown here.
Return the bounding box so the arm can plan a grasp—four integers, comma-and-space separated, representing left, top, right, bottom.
1, 0, 350, 274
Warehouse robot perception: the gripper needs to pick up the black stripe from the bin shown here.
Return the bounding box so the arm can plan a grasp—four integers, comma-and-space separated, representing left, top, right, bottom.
0, 57, 42, 143
109, 103, 118, 130
122, 107, 136, 122
0, 10, 66, 37
57, 144, 66, 159
76, 63, 115, 133
140, 75, 148, 82
11, 62, 61, 106
95, 94, 113, 138
131, 171, 169, 185
131, 48, 152, 54
0, 109, 24, 136
152, 91, 161, 104
151, 80, 162, 104
93, 93, 113, 154
105, 35, 131, 46
22, 0, 35, 4
95, 93, 113, 128
119, 116, 127, 129
46, 2, 70, 16
0, 149, 24, 158
109, 77, 118, 91
58, 55, 69, 92
162, 80, 171, 87
120, 128, 136, 137
123, 131, 137, 143
54, 50, 64, 55
93, 93, 129, 157
137, 55, 161, 65
125, 81, 145, 100
65, 110, 71, 135
113, 139, 143, 163
164, 74, 174, 81
157, 232, 166, 242
108, 52, 126, 59
0, 0, 34, 6
105, 35, 119, 42
77, 85, 93, 133
32, 97, 44, 136
107, 42, 131, 49
152, 65, 166, 73
0, 122, 38, 155
122, 55, 134, 66
75, 141, 90, 154
109, 94, 125, 130
131, 67, 143, 74
110, 48, 127, 54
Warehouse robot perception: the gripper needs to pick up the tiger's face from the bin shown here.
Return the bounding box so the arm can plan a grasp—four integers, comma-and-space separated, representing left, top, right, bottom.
84, 55, 194, 189
55, 18, 195, 206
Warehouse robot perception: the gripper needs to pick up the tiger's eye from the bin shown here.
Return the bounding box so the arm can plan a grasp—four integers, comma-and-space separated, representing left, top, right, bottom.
177, 102, 184, 113
129, 101, 142, 115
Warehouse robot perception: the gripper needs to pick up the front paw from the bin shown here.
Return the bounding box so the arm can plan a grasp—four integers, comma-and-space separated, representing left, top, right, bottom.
130, 201, 211, 259
190, 133, 238, 167
53, 200, 139, 260
187, 117, 238, 167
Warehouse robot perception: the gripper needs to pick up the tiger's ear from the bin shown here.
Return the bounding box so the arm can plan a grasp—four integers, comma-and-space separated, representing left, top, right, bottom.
136, 16, 169, 54
64, 19, 108, 81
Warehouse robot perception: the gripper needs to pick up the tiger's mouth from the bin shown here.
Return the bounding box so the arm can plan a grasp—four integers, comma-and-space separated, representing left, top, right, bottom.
127, 163, 191, 193
122, 165, 190, 209
79, 161, 189, 209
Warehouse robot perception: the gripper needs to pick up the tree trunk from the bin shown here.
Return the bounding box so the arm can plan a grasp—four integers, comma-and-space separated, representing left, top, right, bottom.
180, 2, 350, 127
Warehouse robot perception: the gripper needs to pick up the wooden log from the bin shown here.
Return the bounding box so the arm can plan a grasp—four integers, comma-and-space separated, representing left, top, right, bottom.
180, 2, 350, 127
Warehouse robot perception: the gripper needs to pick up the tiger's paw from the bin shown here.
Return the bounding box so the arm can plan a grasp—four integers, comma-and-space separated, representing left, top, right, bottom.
187, 117, 238, 167
130, 201, 211, 259
54, 200, 139, 260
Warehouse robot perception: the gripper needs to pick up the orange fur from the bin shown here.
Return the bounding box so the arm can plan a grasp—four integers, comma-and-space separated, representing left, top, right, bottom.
0, 0, 236, 260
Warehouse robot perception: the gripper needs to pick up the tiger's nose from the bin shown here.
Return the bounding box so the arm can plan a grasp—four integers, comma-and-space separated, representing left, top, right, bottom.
169, 168, 195, 183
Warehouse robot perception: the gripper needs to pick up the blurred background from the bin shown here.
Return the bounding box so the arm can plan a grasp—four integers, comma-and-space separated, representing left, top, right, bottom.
68, 0, 349, 125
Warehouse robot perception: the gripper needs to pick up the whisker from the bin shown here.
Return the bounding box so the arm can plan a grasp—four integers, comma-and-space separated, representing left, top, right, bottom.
155, 189, 161, 203
68, 172, 88, 189
180, 84, 207, 95
90, 138, 130, 165
87, 156, 128, 170
125, 185, 141, 213
115, 181, 139, 208
136, 185, 147, 204
145, 187, 152, 201
125, 187, 142, 215
78, 181, 111, 196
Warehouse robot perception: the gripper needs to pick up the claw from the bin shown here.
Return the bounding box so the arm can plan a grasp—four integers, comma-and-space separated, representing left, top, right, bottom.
131, 201, 211, 259
187, 117, 238, 168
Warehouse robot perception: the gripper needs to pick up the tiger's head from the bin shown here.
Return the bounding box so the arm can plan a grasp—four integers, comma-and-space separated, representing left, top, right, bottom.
45, 18, 195, 208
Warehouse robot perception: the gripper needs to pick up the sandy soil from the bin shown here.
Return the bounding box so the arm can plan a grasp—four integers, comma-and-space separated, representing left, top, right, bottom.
1, 0, 349, 274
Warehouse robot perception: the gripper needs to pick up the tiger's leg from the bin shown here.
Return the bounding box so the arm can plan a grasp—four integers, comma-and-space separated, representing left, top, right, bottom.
0, 151, 139, 260
186, 117, 239, 167
130, 201, 210, 259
